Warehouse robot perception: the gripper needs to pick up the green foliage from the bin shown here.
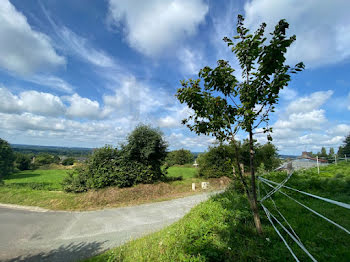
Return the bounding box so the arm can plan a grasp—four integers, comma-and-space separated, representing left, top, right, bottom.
197, 141, 280, 178
0, 138, 15, 180
62, 157, 75, 166
329, 147, 335, 157
15, 152, 32, 171
338, 133, 350, 157
165, 149, 194, 166
317, 147, 328, 158
63, 125, 168, 192
34, 153, 60, 166
197, 144, 234, 178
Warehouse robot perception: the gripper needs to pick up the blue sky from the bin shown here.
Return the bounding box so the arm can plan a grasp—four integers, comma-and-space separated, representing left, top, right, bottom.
0, 0, 349, 155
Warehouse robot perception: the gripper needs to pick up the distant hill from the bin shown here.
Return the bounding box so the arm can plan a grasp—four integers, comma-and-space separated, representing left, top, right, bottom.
279, 154, 298, 159
11, 144, 93, 157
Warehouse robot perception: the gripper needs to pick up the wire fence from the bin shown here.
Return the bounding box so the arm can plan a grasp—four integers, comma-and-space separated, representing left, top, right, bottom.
258, 160, 350, 261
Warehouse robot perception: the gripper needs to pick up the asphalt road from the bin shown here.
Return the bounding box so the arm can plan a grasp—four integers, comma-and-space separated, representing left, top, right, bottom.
0, 192, 215, 262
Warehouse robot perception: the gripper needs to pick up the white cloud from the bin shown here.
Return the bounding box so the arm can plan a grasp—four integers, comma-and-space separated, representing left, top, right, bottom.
107, 0, 208, 56
327, 124, 350, 137
280, 87, 298, 101
19, 90, 66, 117
274, 110, 327, 131
40, 3, 117, 69
27, 75, 74, 94
56, 27, 117, 68
64, 94, 102, 120
0, 0, 65, 75
244, 0, 350, 68
166, 132, 215, 151
103, 76, 171, 120
0, 87, 65, 116
263, 90, 348, 154
158, 105, 192, 128
286, 90, 333, 114
178, 47, 204, 75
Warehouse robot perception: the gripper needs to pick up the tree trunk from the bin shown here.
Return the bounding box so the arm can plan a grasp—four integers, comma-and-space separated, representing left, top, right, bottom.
249, 129, 263, 234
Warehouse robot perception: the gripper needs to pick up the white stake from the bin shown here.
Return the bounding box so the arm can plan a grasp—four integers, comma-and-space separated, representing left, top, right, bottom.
335, 155, 337, 165
316, 156, 320, 175
345, 154, 347, 162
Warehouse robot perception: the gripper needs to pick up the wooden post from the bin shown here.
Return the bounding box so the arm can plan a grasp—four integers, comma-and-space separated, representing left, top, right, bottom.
192, 183, 196, 191
345, 154, 347, 162
316, 156, 320, 175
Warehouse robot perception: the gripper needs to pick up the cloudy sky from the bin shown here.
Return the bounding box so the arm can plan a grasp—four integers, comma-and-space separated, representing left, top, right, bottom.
0, 0, 349, 154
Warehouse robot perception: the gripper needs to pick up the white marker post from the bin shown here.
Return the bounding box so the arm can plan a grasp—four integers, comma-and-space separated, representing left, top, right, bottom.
192, 183, 196, 191
345, 154, 348, 162
335, 155, 337, 165
316, 156, 320, 175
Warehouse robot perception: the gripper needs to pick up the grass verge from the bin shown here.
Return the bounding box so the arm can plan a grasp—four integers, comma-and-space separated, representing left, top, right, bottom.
86, 162, 350, 261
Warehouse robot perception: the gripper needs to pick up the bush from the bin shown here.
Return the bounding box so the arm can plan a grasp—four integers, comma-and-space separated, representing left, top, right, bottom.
15, 153, 32, 170
0, 138, 15, 180
62, 157, 75, 166
34, 153, 60, 166
63, 125, 168, 192
165, 149, 194, 166
197, 141, 280, 178
197, 144, 234, 178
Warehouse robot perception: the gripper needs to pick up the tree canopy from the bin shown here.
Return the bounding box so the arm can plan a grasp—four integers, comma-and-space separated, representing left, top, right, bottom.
0, 138, 15, 180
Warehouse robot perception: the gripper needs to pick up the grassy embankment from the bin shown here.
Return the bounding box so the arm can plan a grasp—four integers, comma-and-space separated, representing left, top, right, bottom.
0, 166, 229, 210
86, 162, 350, 262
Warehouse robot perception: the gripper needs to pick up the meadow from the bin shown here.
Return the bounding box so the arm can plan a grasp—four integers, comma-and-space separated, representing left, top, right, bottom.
86, 162, 350, 262
0, 165, 229, 210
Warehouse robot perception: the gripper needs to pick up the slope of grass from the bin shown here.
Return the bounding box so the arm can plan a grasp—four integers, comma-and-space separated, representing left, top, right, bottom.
0, 166, 227, 210
86, 162, 350, 262
3, 169, 69, 190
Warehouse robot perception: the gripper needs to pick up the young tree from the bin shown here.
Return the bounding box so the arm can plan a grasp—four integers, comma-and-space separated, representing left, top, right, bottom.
329, 147, 335, 158
0, 138, 15, 180
176, 15, 304, 233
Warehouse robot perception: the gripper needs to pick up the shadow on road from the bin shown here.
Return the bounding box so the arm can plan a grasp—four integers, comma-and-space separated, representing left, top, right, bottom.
5, 241, 107, 262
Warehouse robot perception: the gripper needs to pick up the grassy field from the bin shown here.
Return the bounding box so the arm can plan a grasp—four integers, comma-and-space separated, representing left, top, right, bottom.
86, 162, 350, 262
0, 166, 229, 210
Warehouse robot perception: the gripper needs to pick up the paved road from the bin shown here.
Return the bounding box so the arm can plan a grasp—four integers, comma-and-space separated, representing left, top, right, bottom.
0, 193, 215, 262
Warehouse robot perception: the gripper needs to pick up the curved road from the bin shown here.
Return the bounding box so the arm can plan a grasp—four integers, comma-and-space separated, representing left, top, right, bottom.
0, 192, 215, 262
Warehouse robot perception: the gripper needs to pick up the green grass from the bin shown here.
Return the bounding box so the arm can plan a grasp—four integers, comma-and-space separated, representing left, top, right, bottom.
167, 166, 198, 180
3, 169, 69, 190
0, 166, 227, 210
86, 162, 350, 262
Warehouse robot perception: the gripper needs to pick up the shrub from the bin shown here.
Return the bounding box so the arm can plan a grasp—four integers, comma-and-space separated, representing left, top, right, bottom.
62, 157, 75, 166
34, 153, 60, 166
15, 153, 32, 171
63, 125, 168, 192
197, 144, 234, 178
